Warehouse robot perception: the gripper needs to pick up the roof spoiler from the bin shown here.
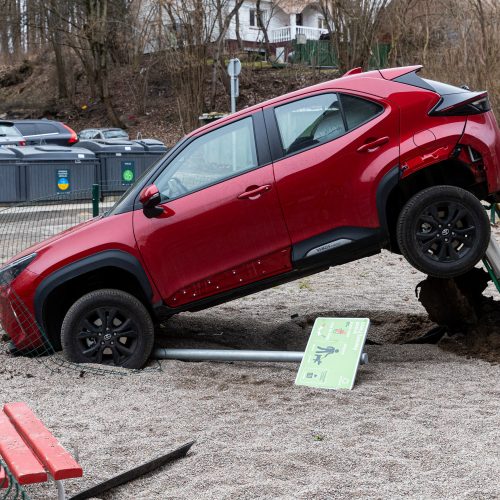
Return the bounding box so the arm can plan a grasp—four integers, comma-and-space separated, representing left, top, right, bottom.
379, 65, 423, 80
0, 121, 15, 127
343, 67, 363, 76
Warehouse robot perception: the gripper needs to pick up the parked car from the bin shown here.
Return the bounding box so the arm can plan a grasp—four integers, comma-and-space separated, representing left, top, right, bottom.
13, 119, 78, 146
0, 121, 26, 146
78, 128, 129, 141
1, 65, 499, 368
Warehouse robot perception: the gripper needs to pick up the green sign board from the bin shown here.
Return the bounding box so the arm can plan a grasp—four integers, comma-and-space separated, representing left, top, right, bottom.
56, 169, 70, 193
121, 160, 135, 185
295, 317, 370, 390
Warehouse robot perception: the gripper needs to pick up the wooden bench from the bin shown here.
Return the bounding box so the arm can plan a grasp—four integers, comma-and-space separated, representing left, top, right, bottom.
0, 402, 82, 499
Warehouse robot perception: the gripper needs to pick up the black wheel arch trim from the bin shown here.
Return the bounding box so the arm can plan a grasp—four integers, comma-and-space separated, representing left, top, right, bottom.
376, 165, 400, 244
34, 250, 154, 329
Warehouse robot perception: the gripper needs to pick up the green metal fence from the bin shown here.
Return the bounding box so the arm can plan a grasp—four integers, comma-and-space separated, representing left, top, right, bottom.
292, 40, 390, 69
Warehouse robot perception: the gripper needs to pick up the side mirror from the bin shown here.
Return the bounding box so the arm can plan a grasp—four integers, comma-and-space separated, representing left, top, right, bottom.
139, 184, 164, 218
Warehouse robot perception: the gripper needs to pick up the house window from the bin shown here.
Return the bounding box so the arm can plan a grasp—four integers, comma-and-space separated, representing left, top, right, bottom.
318, 17, 328, 30
296, 13, 303, 26
249, 9, 267, 28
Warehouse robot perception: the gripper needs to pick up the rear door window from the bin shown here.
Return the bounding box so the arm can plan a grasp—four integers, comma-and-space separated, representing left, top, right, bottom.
339, 94, 383, 130
274, 94, 346, 155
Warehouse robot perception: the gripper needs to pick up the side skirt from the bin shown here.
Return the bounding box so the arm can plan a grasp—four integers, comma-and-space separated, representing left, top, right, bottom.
154, 226, 382, 318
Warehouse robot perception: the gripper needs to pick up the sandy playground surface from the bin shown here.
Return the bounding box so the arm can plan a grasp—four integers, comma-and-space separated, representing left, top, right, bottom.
1, 241, 500, 499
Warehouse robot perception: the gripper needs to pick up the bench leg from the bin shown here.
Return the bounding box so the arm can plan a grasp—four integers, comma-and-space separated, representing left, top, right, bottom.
56, 479, 66, 500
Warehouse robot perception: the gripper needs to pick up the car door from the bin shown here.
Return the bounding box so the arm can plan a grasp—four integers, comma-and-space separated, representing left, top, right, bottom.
264, 91, 399, 257
133, 112, 292, 308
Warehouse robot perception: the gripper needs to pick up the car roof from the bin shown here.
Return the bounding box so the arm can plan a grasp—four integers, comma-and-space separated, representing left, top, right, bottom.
188, 65, 425, 138
12, 119, 63, 124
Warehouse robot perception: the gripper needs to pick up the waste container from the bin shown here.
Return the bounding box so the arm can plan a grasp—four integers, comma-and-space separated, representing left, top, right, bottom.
9, 146, 98, 200
133, 139, 169, 173
75, 139, 147, 192
0, 148, 22, 203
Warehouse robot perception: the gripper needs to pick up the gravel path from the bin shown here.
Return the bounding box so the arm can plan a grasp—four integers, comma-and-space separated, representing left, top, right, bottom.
1, 248, 499, 499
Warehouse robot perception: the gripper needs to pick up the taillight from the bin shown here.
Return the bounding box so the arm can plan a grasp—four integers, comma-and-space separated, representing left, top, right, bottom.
19, 140, 25, 146
430, 91, 490, 116
469, 96, 491, 113
62, 123, 78, 144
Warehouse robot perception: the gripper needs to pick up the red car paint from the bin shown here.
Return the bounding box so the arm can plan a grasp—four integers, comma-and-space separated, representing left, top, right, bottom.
2, 66, 500, 352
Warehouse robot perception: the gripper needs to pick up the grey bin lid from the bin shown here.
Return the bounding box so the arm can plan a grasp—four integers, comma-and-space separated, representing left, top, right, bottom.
0, 148, 19, 161
7, 145, 96, 161
133, 139, 169, 153
76, 139, 145, 154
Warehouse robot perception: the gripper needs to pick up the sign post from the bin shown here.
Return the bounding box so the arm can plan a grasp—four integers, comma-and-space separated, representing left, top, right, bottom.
295, 317, 370, 390
227, 58, 241, 114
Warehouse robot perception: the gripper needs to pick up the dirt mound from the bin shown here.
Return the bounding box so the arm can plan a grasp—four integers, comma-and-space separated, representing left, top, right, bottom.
417, 268, 500, 363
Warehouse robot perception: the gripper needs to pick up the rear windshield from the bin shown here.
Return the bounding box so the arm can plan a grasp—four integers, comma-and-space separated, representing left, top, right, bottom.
394, 72, 468, 95
103, 130, 128, 139
0, 125, 21, 137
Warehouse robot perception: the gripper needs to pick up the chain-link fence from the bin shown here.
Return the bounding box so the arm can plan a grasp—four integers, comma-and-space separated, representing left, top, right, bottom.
0, 458, 30, 500
0, 182, 160, 375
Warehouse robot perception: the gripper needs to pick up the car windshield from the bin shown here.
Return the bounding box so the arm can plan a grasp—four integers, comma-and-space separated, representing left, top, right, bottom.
0, 125, 21, 137
103, 129, 128, 139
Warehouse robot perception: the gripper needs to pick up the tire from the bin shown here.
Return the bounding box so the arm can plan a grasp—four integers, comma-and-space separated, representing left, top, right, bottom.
61, 289, 154, 369
396, 185, 490, 278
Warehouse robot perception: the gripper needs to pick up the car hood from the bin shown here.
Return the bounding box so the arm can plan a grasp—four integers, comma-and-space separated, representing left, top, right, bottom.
1, 216, 103, 267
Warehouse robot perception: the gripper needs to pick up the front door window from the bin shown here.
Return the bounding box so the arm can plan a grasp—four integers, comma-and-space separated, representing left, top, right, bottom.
155, 117, 258, 201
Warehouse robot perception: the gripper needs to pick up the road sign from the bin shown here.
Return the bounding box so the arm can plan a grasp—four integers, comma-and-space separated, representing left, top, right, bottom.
295, 317, 370, 390
227, 58, 241, 113
227, 58, 241, 77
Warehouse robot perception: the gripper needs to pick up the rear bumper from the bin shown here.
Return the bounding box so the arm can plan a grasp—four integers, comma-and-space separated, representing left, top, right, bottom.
461, 112, 500, 194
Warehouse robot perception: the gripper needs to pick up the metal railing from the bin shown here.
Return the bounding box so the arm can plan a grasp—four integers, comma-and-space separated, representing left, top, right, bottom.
271, 25, 327, 43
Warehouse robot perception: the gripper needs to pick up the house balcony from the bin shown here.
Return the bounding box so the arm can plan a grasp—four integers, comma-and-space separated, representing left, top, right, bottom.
271, 25, 328, 43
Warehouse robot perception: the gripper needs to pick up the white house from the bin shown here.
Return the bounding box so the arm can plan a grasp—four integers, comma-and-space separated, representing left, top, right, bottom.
226, 0, 328, 45
141, 0, 329, 54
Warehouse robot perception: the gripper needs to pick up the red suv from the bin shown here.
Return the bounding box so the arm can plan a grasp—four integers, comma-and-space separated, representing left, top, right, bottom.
1, 66, 499, 368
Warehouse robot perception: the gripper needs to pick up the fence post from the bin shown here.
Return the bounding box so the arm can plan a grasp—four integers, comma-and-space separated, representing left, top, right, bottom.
92, 184, 100, 217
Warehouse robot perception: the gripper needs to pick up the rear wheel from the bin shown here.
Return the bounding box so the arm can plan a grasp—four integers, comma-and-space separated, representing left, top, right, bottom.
61, 289, 154, 369
396, 185, 490, 278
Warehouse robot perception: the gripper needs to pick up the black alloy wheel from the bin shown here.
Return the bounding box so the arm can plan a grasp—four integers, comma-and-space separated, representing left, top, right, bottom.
397, 185, 490, 278
61, 289, 154, 369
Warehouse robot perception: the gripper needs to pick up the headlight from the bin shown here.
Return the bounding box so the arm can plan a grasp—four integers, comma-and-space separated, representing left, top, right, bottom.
0, 253, 37, 286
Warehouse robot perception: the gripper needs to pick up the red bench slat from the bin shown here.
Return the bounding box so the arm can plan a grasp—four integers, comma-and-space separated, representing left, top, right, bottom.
3, 403, 83, 481
0, 410, 47, 484
0, 464, 9, 488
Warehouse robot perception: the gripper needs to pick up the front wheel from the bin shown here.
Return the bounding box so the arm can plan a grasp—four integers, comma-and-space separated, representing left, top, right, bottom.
396, 185, 490, 278
61, 289, 154, 369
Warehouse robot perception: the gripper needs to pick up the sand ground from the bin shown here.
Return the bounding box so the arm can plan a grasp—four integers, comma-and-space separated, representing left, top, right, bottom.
1, 247, 499, 499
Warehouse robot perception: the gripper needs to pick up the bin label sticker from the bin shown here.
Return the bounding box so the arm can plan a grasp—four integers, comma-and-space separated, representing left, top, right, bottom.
121, 160, 135, 185
56, 169, 70, 192
125, 146, 131, 151
78, 153, 85, 158
295, 317, 369, 390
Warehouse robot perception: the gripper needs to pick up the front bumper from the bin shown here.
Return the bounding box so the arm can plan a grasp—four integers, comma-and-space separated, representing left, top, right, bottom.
0, 274, 44, 353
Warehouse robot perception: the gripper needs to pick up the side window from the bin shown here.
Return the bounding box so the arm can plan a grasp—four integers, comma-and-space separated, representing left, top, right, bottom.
340, 94, 383, 130
15, 123, 37, 136
36, 123, 59, 134
156, 117, 258, 201
274, 94, 345, 155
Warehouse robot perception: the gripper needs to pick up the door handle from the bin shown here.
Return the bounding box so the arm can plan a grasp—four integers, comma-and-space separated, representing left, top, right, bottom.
357, 136, 390, 153
237, 184, 272, 200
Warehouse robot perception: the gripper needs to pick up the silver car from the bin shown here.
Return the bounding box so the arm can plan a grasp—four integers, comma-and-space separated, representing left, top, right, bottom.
0, 121, 25, 146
